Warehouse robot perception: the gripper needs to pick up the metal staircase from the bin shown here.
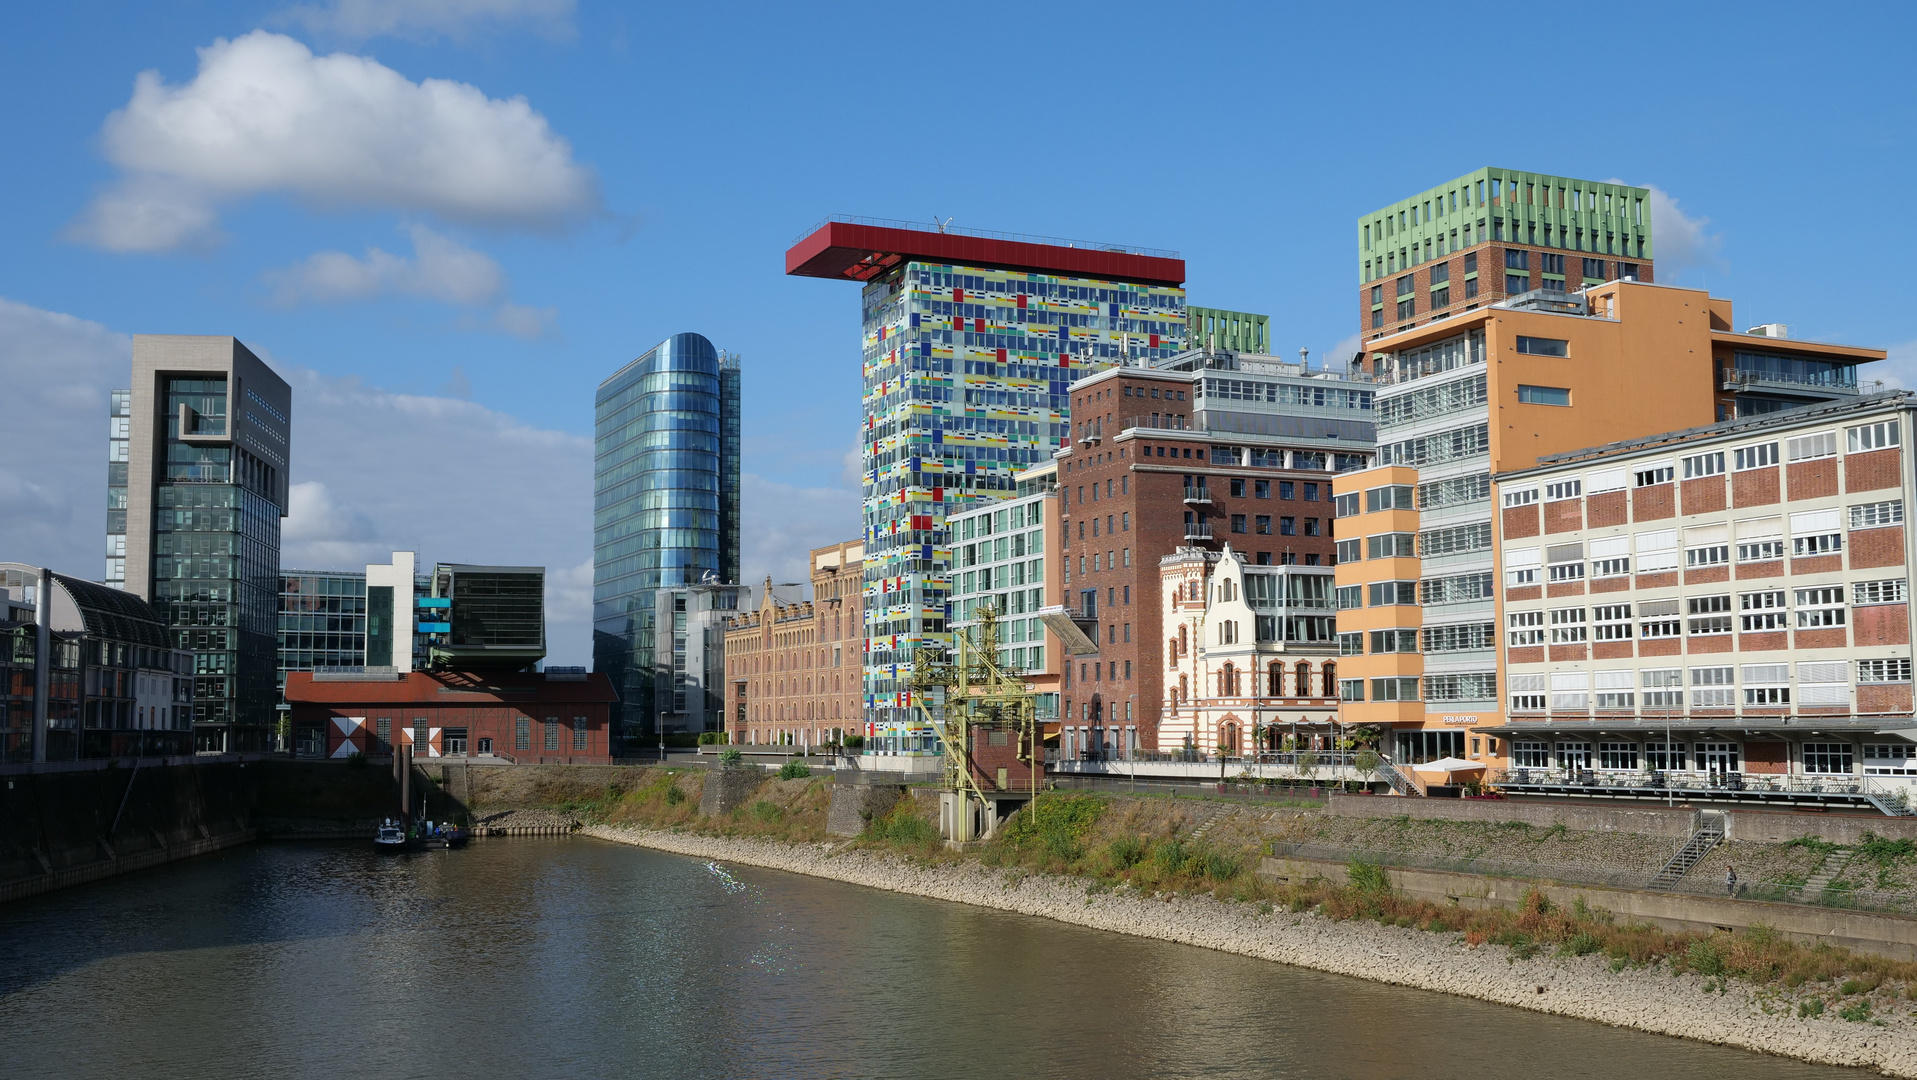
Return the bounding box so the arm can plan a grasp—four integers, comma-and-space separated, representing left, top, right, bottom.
1648, 813, 1726, 891
1374, 755, 1419, 796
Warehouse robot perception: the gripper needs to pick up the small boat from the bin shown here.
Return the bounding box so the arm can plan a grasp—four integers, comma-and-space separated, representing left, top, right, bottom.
374, 818, 414, 852
420, 824, 469, 850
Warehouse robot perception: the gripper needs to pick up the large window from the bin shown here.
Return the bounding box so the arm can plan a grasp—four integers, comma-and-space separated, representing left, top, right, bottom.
1392, 729, 1461, 764
1518, 385, 1571, 406
1370, 677, 1420, 702
1686, 595, 1732, 636
1796, 586, 1845, 627
1508, 675, 1545, 711
1851, 500, 1904, 529
1803, 743, 1855, 775
1846, 419, 1899, 451
1690, 667, 1734, 708
1593, 604, 1632, 641
1739, 590, 1787, 631
1514, 336, 1567, 357
1548, 607, 1586, 644
1507, 610, 1545, 646
1641, 669, 1683, 709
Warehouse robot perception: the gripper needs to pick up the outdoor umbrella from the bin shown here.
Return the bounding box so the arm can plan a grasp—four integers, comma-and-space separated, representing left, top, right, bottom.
1412, 756, 1486, 775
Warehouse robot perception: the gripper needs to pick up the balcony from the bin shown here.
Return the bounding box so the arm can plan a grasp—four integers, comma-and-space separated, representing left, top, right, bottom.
1492, 767, 1912, 816
1181, 486, 1211, 505
1182, 522, 1213, 541
1722, 367, 1874, 398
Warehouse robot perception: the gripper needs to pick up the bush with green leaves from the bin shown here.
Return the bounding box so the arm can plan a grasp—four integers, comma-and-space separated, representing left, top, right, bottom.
998, 793, 1106, 863
777, 760, 812, 780
749, 800, 784, 824
719, 748, 743, 765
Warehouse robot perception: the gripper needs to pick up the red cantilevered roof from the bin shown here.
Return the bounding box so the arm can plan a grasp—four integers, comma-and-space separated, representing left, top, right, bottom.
786, 217, 1184, 287
284, 670, 618, 705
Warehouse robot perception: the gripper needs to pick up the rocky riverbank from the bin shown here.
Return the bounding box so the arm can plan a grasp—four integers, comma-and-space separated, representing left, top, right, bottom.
584, 824, 1917, 1077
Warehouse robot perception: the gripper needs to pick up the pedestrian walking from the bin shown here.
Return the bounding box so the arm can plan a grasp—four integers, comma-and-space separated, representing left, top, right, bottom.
1726, 865, 1738, 896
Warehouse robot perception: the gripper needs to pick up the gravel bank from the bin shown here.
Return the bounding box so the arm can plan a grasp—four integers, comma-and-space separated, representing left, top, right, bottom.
584, 824, 1915, 1076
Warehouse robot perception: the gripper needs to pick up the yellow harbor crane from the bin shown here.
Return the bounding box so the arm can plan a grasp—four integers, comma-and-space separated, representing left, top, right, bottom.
909, 607, 1042, 843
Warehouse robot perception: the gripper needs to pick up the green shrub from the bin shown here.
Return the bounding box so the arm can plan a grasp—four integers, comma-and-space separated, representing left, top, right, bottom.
843, 734, 865, 750
719, 748, 743, 765
345, 751, 368, 768
1797, 998, 1825, 1018
1105, 835, 1147, 869
864, 800, 937, 847
999, 793, 1106, 863
1346, 859, 1392, 897
1559, 932, 1603, 957
777, 760, 812, 780
749, 800, 784, 824
1838, 1001, 1873, 1023
663, 785, 687, 807
1687, 940, 1726, 977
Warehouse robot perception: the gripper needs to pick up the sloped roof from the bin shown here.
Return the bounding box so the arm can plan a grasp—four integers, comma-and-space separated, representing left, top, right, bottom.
284, 669, 618, 705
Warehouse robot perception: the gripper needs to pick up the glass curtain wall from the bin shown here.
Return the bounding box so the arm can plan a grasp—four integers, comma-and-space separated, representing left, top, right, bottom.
594, 334, 741, 746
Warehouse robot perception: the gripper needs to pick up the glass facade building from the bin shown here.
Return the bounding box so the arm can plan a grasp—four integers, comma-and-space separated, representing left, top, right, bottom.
116, 335, 292, 753
856, 262, 1186, 722
594, 333, 741, 743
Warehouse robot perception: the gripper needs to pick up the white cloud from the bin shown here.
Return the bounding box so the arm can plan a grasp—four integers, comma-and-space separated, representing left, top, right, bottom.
0, 298, 129, 576
740, 473, 862, 590
1607, 180, 1722, 278
70, 31, 596, 252
0, 295, 596, 663
486, 300, 558, 339
277, 0, 575, 42
265, 225, 505, 305
1876, 338, 1917, 392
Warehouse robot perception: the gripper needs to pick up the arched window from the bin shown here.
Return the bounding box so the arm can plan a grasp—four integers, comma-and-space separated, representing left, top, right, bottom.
1267, 661, 1283, 697
1179, 673, 1188, 702
1178, 625, 1188, 655
1295, 662, 1312, 698
1322, 662, 1337, 697
1222, 722, 1240, 755
1222, 662, 1237, 697
1168, 639, 1179, 667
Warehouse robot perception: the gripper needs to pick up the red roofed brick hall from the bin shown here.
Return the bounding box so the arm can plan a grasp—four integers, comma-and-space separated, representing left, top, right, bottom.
284, 670, 619, 764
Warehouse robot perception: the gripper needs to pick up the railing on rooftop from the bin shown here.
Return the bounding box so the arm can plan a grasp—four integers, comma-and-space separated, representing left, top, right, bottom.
1492, 767, 1912, 816
1722, 368, 1878, 395
792, 215, 1180, 260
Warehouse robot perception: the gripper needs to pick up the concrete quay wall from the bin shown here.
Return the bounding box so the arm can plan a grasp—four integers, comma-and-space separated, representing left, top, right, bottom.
1325, 792, 1917, 844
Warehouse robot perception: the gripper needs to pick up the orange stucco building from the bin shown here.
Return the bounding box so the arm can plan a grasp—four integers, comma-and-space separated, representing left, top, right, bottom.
1333, 280, 1886, 778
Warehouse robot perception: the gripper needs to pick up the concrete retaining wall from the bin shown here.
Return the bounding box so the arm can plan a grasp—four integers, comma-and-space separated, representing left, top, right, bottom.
0, 759, 259, 904
1326, 792, 1917, 844
700, 766, 768, 817
827, 783, 904, 837
1259, 855, 1917, 962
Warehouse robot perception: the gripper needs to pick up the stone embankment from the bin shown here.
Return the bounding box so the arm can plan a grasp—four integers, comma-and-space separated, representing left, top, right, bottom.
584, 824, 1917, 1077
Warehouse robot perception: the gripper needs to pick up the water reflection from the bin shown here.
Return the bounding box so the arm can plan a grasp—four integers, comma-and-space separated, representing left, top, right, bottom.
0, 839, 1863, 1080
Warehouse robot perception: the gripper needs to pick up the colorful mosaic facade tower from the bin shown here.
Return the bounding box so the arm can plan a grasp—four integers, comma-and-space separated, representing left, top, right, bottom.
788, 219, 1186, 724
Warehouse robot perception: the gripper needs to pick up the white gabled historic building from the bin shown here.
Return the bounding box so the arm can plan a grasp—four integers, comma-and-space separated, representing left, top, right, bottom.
1159, 544, 1340, 755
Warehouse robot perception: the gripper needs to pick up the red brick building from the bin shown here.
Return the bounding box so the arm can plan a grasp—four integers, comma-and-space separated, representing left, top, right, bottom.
1054, 353, 1373, 752
285, 670, 618, 764
723, 540, 864, 747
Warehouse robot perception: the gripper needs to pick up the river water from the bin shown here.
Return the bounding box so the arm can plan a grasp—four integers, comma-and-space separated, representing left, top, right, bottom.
0, 838, 1863, 1079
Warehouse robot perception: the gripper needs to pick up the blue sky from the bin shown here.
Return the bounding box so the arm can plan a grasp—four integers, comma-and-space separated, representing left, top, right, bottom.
2, 0, 1914, 664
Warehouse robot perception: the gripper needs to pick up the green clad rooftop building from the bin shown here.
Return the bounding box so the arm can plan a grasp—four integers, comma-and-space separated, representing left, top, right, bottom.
1356, 168, 1655, 343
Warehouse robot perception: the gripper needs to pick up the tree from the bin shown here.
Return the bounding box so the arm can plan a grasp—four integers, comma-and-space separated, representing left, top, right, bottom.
1354, 749, 1381, 788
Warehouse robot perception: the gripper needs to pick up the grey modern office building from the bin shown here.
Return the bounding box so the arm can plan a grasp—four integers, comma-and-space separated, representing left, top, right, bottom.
110, 335, 292, 753
593, 333, 741, 745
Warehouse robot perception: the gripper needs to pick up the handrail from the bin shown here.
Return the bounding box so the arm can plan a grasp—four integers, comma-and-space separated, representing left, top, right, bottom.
1491, 767, 1912, 815
792, 215, 1179, 259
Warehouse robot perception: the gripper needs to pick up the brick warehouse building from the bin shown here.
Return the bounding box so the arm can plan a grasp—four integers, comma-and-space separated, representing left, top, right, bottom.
1053, 348, 1373, 752
1358, 169, 1655, 346
724, 540, 864, 747
285, 669, 618, 763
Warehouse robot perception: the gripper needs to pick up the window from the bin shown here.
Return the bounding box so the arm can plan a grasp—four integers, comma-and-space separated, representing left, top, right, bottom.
1851, 500, 1904, 529
1425, 673, 1497, 701
1544, 479, 1581, 501
1589, 537, 1629, 578
1686, 595, 1732, 635
1397, 273, 1415, 297
1641, 669, 1683, 709
1335, 585, 1363, 610
1507, 610, 1545, 646
1742, 664, 1790, 705
1230, 478, 1246, 497
1337, 632, 1364, 656
1598, 741, 1639, 769
1504, 249, 1529, 270
515, 716, 530, 751
1279, 516, 1296, 535
1370, 677, 1419, 701
1638, 600, 1681, 639
1792, 508, 1842, 556
1685, 543, 1728, 568
1511, 738, 1549, 765
1333, 491, 1359, 517
1548, 607, 1586, 644
1514, 336, 1568, 357
1736, 524, 1785, 562
1502, 486, 1538, 508
1368, 581, 1418, 606
1847, 420, 1900, 452
1803, 743, 1855, 775
1593, 604, 1632, 641
1281, 481, 1296, 500
1335, 538, 1361, 563
1338, 679, 1365, 702
1787, 431, 1837, 461
1581, 257, 1606, 279
1739, 590, 1787, 631
1420, 521, 1492, 557
1230, 514, 1247, 533
1854, 579, 1908, 605
1682, 451, 1725, 479
1369, 629, 1418, 653
1550, 672, 1588, 710
1690, 666, 1735, 707
1304, 518, 1320, 536
1547, 561, 1584, 583
1304, 484, 1319, 501
1633, 463, 1675, 486
1421, 572, 1494, 604
544, 718, 560, 751
1863, 743, 1917, 776
1733, 443, 1778, 471
1859, 658, 1913, 683
573, 717, 588, 752
1255, 480, 1270, 499
1367, 532, 1416, 558
1505, 273, 1529, 293
1519, 385, 1572, 406
1422, 622, 1495, 652
1365, 484, 1415, 512
1506, 674, 1546, 712
1798, 661, 1848, 705
1795, 586, 1845, 627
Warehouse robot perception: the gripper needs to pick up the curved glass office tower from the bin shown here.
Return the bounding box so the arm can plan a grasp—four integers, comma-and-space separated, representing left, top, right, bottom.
593, 333, 740, 745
